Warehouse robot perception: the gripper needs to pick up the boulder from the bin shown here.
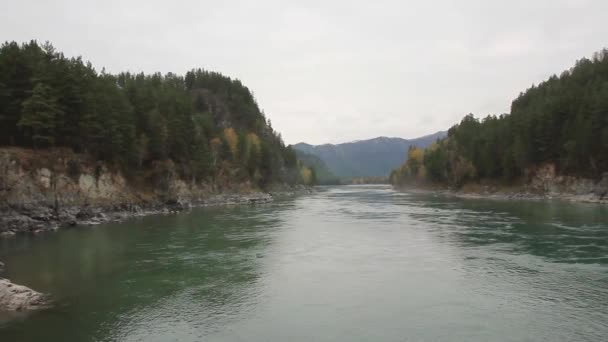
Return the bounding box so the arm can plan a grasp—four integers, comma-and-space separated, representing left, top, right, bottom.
0, 278, 49, 311
165, 199, 190, 212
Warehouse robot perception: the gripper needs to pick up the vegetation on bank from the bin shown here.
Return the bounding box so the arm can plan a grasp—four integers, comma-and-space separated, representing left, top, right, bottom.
0, 40, 314, 188
294, 150, 340, 185
391, 48, 608, 188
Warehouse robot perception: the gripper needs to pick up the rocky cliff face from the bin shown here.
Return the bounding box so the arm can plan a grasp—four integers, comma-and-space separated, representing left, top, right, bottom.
526, 163, 608, 202
0, 148, 274, 235
0, 149, 135, 208
452, 163, 608, 203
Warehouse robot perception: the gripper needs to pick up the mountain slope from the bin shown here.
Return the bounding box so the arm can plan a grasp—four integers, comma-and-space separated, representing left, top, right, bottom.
293, 131, 446, 179
295, 150, 340, 185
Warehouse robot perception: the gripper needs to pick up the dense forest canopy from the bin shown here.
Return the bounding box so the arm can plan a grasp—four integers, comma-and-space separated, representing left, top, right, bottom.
391, 48, 608, 187
0, 40, 311, 187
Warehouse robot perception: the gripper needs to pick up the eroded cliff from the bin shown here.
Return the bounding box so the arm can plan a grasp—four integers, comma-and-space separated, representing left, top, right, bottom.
0, 148, 277, 235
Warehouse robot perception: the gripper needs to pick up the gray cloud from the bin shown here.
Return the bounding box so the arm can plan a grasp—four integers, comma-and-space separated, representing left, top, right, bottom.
2, 0, 607, 144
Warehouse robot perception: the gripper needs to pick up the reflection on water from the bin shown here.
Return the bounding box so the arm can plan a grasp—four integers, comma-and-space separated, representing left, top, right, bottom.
1, 186, 607, 341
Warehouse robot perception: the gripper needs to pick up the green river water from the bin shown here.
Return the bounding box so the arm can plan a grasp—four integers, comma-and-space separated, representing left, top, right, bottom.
1, 185, 607, 341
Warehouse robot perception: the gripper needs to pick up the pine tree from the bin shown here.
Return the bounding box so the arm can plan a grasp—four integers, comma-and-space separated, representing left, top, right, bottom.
0, 40, 304, 187
18, 83, 62, 147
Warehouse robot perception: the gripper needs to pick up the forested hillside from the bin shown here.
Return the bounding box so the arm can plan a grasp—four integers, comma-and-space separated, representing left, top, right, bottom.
295, 150, 340, 185
391, 49, 608, 187
0, 41, 305, 188
294, 132, 446, 180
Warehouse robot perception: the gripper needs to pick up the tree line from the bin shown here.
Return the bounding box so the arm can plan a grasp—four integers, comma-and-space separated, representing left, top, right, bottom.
391, 48, 608, 187
0, 40, 309, 187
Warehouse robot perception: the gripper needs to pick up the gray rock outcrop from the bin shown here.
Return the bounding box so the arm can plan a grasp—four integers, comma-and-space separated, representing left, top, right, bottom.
0, 278, 49, 311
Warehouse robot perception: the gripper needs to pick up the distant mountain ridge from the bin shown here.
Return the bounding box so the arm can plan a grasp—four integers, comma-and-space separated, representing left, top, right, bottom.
293, 131, 446, 179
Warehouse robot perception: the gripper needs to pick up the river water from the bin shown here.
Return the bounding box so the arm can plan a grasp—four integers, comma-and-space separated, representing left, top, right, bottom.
1, 185, 607, 341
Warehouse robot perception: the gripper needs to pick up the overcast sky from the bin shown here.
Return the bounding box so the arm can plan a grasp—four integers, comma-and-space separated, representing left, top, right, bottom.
2, 0, 607, 144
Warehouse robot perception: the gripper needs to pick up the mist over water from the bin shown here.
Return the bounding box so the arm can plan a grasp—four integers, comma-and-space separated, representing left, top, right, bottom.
1, 185, 607, 341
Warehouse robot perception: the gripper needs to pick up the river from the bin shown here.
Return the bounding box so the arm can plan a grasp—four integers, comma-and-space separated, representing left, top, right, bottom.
1, 185, 607, 341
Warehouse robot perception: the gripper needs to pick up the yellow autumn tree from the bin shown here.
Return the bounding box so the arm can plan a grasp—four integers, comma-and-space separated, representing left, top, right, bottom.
223, 128, 239, 158
300, 167, 313, 185
247, 133, 261, 154
407, 147, 425, 177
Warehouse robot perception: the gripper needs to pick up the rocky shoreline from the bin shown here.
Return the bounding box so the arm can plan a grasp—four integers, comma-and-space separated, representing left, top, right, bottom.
0, 147, 315, 237
440, 189, 608, 204
0, 188, 313, 237
0, 187, 312, 312
396, 185, 608, 205
395, 166, 608, 205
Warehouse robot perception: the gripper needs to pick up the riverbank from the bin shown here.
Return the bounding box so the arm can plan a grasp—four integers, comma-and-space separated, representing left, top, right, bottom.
394, 163, 608, 204
447, 187, 607, 204
0, 187, 313, 237
0, 194, 266, 236
394, 182, 608, 204
0, 147, 313, 236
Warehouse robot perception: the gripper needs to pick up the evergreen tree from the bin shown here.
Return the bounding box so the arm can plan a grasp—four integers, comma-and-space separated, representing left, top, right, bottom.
0, 40, 307, 188
392, 47, 608, 187
18, 83, 61, 147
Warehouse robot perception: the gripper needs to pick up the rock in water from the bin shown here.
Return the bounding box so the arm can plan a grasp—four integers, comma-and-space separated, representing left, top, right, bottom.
0, 261, 4, 274
0, 278, 49, 311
